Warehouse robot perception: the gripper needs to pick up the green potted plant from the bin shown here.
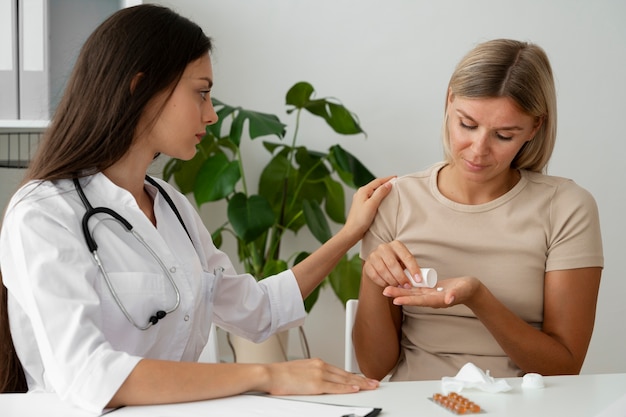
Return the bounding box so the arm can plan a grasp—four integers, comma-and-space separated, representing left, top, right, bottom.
163, 81, 375, 315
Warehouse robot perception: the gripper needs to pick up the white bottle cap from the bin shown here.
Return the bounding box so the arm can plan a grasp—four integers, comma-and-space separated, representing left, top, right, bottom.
522, 373, 545, 389
404, 268, 438, 288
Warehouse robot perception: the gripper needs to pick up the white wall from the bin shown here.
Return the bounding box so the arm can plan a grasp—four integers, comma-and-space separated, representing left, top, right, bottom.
147, 0, 626, 374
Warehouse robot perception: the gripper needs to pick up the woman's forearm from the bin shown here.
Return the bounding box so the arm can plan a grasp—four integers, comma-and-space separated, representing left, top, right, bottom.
353, 275, 402, 380
467, 268, 601, 375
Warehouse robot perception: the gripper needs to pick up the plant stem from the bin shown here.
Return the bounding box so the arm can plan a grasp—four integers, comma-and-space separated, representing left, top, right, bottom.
286, 158, 325, 215
235, 146, 248, 196
266, 109, 303, 263
287, 108, 302, 173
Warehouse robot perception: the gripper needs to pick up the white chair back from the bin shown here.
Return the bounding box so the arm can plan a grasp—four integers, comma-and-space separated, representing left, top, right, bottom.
344, 299, 361, 373
199, 323, 221, 363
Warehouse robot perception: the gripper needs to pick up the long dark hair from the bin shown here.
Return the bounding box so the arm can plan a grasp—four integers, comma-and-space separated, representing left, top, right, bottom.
0, 271, 27, 392
0, 4, 212, 393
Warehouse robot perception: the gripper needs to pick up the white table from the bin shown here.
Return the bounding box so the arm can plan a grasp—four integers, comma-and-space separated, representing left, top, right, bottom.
1, 373, 625, 416
285, 373, 626, 416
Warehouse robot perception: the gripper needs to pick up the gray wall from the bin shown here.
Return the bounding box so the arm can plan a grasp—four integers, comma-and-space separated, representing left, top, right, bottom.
0, 168, 23, 211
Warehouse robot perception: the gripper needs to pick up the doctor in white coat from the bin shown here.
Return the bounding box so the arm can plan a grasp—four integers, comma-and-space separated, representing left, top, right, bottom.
0, 4, 390, 413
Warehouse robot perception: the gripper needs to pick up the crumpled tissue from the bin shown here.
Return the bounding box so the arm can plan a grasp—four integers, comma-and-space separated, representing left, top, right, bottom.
441, 362, 512, 394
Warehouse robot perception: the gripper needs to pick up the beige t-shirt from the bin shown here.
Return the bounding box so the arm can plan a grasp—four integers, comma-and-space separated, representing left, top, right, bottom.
360, 162, 604, 380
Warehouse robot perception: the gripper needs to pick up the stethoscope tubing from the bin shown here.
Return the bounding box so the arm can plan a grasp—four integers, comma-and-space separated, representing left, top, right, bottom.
73, 177, 182, 331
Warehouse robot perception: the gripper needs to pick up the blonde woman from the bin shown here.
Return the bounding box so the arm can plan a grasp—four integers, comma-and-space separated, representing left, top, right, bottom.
354, 39, 602, 381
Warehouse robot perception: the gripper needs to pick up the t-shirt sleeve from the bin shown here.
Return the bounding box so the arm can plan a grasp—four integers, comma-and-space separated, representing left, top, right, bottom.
360, 182, 401, 260
546, 180, 604, 271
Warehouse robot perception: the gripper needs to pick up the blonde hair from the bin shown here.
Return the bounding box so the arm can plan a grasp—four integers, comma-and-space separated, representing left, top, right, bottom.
442, 39, 557, 173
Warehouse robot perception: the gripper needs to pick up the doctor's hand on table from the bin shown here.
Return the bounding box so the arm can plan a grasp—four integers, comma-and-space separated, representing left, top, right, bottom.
259, 358, 380, 395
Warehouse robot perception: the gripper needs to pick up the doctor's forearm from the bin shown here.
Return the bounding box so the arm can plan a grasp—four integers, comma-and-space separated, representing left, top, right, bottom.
108, 359, 267, 407
107, 357, 377, 407
291, 227, 360, 299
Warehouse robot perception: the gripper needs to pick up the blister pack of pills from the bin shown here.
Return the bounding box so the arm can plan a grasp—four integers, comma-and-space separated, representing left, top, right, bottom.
429, 392, 484, 414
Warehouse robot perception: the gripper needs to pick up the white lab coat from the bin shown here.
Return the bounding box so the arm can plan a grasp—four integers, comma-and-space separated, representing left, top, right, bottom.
0, 173, 306, 413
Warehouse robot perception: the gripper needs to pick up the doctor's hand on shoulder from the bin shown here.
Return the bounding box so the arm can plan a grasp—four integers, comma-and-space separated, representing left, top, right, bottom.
290, 176, 394, 299
343, 176, 396, 238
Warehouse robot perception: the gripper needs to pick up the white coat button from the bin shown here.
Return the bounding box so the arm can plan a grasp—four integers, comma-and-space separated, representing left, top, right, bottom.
184, 315, 190, 321
170, 267, 176, 273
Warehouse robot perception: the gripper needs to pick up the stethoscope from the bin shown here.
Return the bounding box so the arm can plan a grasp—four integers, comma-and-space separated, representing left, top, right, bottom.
73, 175, 193, 331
